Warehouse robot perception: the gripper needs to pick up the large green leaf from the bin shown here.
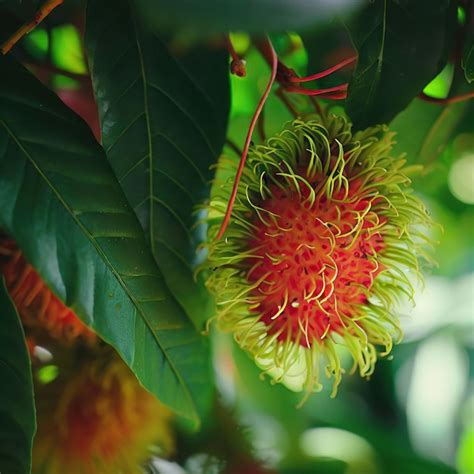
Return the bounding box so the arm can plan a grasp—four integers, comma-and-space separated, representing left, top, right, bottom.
390, 99, 469, 164
85, 0, 229, 326
0, 54, 211, 424
462, 41, 474, 84
346, 0, 454, 129
0, 278, 36, 474
131, 0, 361, 33
390, 68, 473, 164
461, 3, 474, 84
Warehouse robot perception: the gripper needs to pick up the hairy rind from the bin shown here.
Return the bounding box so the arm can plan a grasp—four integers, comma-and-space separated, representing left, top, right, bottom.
204, 114, 433, 397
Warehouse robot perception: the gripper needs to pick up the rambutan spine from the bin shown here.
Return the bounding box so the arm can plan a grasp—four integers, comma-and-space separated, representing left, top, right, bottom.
0, 238, 96, 345
204, 114, 434, 399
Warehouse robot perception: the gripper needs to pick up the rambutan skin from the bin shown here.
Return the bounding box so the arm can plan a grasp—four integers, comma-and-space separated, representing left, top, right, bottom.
33, 358, 174, 474
204, 115, 434, 396
0, 239, 96, 345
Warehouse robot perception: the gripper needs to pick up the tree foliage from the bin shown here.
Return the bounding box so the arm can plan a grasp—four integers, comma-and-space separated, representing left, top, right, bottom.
0, 0, 472, 472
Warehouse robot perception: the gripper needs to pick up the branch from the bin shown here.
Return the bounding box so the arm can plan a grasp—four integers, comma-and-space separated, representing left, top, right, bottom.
215, 35, 278, 240
284, 83, 348, 99
1, 0, 63, 55
226, 35, 247, 77
289, 56, 357, 83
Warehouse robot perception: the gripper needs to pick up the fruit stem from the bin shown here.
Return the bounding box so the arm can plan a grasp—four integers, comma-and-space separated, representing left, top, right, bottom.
216, 35, 278, 240
226, 35, 247, 77
289, 55, 357, 83
285, 83, 348, 99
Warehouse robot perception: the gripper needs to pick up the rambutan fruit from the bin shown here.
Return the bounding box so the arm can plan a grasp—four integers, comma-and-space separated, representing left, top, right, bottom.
0, 239, 96, 345
204, 115, 433, 396
33, 358, 174, 473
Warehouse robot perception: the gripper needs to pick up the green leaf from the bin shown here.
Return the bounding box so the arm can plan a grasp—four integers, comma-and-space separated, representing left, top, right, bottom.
302, 20, 353, 90
85, 0, 229, 326
390, 70, 472, 165
130, 0, 361, 33
462, 42, 474, 83
0, 54, 211, 425
346, 0, 454, 129
0, 278, 36, 474
390, 99, 469, 164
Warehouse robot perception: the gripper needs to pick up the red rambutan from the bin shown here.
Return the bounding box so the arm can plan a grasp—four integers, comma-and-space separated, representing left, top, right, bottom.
33, 358, 174, 473
0, 239, 96, 345
204, 115, 433, 396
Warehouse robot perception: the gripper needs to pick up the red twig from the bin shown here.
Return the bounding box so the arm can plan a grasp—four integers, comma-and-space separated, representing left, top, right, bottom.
256, 40, 353, 102
289, 56, 357, 83
418, 91, 474, 105
226, 35, 247, 77
215, 35, 278, 241
1, 0, 63, 54
285, 83, 348, 98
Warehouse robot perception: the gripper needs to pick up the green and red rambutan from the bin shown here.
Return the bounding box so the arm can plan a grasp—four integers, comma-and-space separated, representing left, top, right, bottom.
204, 114, 434, 397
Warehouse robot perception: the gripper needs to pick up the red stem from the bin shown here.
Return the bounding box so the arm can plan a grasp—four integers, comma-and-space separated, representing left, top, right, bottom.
290, 55, 357, 83
1, 0, 63, 54
215, 36, 278, 240
226, 35, 247, 77
285, 83, 348, 97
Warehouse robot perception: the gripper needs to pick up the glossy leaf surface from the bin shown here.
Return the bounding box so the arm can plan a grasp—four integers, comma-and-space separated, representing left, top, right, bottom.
0, 278, 36, 474
346, 0, 454, 129
86, 0, 230, 326
463, 41, 474, 83
131, 0, 361, 33
0, 55, 211, 424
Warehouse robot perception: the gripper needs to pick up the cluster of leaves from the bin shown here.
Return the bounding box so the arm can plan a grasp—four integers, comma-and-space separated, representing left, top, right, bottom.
0, 0, 473, 472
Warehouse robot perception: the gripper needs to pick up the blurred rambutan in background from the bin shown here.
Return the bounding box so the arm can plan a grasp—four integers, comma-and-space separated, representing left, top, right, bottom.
0, 236, 175, 473
33, 357, 174, 474
0, 239, 96, 346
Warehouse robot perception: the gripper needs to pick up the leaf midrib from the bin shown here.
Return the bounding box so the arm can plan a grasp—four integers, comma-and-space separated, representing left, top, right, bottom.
366, 0, 387, 107
0, 119, 198, 422
133, 17, 155, 253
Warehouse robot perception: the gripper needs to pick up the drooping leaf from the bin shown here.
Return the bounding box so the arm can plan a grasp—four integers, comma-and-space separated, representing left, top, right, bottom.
0, 278, 36, 474
462, 41, 474, 83
461, 4, 474, 84
0, 54, 211, 425
85, 0, 229, 326
130, 0, 362, 33
346, 0, 455, 129
390, 99, 469, 164
390, 68, 473, 165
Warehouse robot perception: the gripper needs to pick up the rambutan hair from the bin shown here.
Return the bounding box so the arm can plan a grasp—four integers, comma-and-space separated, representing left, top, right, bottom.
204, 114, 434, 397
0, 239, 96, 345
33, 357, 174, 473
